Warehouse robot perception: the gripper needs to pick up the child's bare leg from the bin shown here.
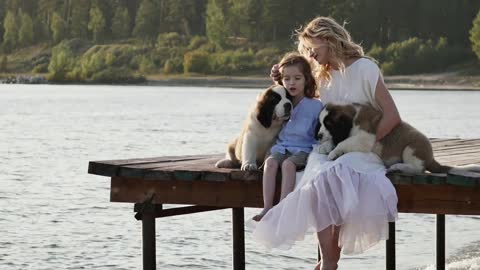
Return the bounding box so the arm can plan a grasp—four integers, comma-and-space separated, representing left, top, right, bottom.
316, 226, 341, 270
253, 157, 278, 221
280, 159, 296, 200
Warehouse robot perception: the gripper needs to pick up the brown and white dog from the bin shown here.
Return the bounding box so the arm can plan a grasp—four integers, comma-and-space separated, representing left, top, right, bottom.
215, 85, 293, 171
316, 103, 480, 174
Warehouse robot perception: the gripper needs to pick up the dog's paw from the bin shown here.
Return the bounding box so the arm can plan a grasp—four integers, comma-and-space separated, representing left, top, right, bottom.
327, 150, 342, 160
314, 143, 332, 154
241, 163, 258, 171
386, 165, 401, 173
215, 159, 235, 168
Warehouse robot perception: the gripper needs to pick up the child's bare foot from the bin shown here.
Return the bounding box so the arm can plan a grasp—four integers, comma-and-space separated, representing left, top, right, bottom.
252, 208, 270, 221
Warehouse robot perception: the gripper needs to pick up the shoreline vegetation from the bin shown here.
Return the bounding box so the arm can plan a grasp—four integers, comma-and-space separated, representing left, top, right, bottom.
1, 1, 479, 90
1, 72, 479, 90
144, 73, 480, 90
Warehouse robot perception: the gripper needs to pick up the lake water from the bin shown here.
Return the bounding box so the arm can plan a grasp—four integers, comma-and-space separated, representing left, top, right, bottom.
1, 84, 480, 270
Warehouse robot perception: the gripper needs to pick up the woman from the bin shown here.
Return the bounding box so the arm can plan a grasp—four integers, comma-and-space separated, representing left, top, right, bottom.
252, 17, 401, 270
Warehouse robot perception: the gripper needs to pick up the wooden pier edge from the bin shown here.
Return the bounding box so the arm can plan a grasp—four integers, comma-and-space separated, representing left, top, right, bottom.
88, 138, 480, 270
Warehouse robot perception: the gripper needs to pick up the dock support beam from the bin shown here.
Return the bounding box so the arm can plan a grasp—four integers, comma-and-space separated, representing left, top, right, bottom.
141, 203, 157, 270
386, 222, 396, 270
436, 214, 445, 270
232, 207, 245, 270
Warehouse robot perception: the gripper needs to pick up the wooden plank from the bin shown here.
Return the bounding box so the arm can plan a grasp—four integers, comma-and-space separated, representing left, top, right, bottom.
111, 176, 480, 215
88, 154, 221, 177
395, 184, 480, 215
110, 177, 264, 208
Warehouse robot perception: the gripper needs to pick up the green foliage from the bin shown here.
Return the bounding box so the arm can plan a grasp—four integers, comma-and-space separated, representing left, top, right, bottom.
32, 16, 49, 43
112, 6, 130, 39
2, 0, 480, 78
90, 67, 146, 84
184, 50, 210, 74
163, 58, 183, 74
207, 50, 256, 75
66, 44, 146, 83
254, 48, 281, 69
206, 0, 228, 49
156, 32, 185, 48
19, 13, 34, 47
88, 6, 106, 43
32, 63, 48, 73
133, 0, 158, 42
2, 11, 18, 52
47, 43, 74, 81
50, 12, 66, 44
70, 1, 90, 39
471, 9, 480, 60
161, 0, 197, 36
139, 55, 156, 74
368, 37, 472, 75
188, 36, 209, 50
0, 55, 7, 72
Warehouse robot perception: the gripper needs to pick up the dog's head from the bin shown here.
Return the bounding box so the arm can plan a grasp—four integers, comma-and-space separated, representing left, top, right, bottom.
256, 85, 293, 128
317, 103, 356, 145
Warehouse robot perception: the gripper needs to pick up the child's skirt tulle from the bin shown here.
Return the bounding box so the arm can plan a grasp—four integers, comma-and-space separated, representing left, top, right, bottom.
251, 151, 398, 255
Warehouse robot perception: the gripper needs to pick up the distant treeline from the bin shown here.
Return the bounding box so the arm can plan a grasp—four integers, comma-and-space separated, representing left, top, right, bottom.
1, 0, 480, 82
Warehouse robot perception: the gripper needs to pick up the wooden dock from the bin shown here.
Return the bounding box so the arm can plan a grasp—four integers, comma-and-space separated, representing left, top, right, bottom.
88, 138, 480, 270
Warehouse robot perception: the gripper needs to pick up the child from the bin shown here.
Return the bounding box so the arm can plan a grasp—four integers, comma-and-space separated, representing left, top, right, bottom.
253, 52, 323, 222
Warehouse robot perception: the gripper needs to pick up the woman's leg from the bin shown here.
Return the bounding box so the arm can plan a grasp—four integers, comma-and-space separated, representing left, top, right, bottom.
316, 226, 341, 270
253, 157, 279, 221
280, 159, 296, 200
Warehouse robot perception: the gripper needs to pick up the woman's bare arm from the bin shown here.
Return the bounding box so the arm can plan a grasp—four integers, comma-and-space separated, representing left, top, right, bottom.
375, 77, 401, 141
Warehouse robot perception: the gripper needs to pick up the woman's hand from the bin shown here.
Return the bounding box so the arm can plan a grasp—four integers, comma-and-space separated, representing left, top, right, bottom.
270, 64, 281, 83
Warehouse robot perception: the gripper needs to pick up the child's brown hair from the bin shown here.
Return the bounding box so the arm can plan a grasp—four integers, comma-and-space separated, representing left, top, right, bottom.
278, 52, 318, 98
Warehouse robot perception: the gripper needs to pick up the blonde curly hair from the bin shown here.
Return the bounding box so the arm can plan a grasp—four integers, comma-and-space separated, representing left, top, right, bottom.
297, 17, 364, 83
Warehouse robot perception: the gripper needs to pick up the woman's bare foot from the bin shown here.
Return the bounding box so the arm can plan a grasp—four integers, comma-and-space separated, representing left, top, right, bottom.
252, 208, 270, 221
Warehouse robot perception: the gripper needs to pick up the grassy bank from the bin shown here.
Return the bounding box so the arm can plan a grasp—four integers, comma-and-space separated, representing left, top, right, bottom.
1, 42, 479, 90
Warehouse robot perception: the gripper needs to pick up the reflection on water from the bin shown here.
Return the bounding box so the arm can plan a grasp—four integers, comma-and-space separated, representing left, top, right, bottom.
1, 84, 479, 270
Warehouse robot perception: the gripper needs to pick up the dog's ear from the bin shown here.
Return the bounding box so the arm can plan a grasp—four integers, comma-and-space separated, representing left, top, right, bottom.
355, 105, 382, 133
329, 112, 354, 145
314, 118, 321, 140
257, 101, 274, 128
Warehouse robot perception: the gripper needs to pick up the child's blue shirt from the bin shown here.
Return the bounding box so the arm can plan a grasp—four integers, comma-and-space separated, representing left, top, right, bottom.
271, 97, 323, 154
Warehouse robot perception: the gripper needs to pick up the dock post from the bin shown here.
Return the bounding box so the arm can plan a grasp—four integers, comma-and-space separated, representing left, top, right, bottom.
436, 214, 445, 270
386, 222, 395, 270
232, 207, 245, 270
135, 198, 158, 270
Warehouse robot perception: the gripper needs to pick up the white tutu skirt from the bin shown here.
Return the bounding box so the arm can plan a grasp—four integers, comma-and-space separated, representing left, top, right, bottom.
251, 151, 398, 255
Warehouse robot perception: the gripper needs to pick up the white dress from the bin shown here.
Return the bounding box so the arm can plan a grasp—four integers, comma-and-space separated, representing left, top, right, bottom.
251, 58, 398, 255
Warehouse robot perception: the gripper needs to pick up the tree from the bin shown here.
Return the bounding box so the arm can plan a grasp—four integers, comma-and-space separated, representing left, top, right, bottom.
470, 9, 480, 60
48, 43, 73, 81
162, 0, 196, 36
206, 0, 228, 48
0, 55, 7, 72
19, 12, 34, 47
2, 11, 18, 52
133, 0, 158, 42
261, 0, 291, 42
50, 12, 66, 43
111, 6, 130, 39
70, 0, 90, 39
88, 6, 106, 42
